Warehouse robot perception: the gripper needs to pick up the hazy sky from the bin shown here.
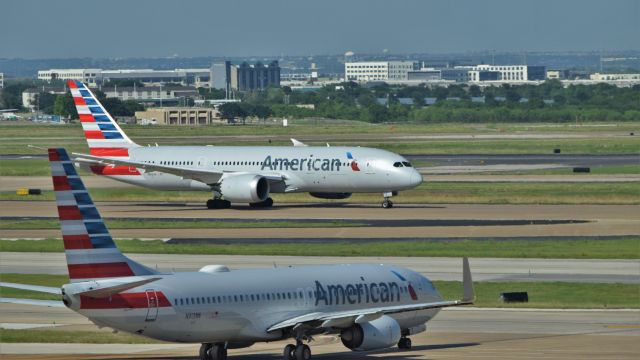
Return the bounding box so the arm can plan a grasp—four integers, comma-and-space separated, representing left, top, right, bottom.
1, 0, 638, 58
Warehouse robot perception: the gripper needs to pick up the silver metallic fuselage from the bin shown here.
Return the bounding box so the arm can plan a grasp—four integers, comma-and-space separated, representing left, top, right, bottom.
99, 146, 422, 193
69, 264, 441, 343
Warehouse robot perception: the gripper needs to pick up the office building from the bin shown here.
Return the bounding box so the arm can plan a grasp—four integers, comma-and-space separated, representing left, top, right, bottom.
0, 72, 4, 89
101, 86, 199, 104
345, 61, 417, 82
211, 61, 280, 91
135, 107, 222, 126
589, 73, 640, 81
469, 65, 546, 83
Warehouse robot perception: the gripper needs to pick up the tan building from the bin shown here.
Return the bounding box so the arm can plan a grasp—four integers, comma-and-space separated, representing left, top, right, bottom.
135, 107, 222, 125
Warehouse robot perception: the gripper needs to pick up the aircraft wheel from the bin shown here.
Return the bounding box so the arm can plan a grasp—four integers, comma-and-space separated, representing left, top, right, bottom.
398, 337, 412, 349
222, 200, 232, 209
382, 200, 393, 209
210, 344, 227, 360
249, 197, 274, 208
294, 344, 311, 360
207, 199, 231, 209
199, 343, 212, 360
283, 344, 296, 360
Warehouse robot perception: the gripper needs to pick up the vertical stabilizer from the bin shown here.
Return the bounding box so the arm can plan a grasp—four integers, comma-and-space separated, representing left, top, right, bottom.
49, 148, 156, 282
67, 80, 139, 157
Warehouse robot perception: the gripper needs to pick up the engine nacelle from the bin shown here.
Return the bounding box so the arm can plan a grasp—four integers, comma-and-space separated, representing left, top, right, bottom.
309, 192, 352, 200
340, 315, 401, 351
219, 174, 270, 203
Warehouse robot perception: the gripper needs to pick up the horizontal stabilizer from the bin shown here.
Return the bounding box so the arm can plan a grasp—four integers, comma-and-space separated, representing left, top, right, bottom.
0, 282, 61, 295
0, 298, 66, 308
70, 277, 162, 298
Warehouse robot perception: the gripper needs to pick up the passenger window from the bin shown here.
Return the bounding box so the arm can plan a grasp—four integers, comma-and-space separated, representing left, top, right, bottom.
402, 161, 412, 167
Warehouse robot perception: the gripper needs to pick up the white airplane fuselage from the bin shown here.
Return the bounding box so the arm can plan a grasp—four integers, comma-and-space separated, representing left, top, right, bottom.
66, 264, 441, 344
87, 145, 423, 193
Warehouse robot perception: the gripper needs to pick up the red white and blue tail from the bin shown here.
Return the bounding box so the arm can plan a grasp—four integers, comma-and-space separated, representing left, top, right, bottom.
49, 148, 156, 283
67, 80, 139, 157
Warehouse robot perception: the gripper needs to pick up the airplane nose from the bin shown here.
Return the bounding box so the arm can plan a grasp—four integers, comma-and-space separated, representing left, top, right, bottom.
410, 170, 423, 187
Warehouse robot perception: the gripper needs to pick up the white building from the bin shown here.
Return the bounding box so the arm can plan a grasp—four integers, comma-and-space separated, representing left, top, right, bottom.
468, 65, 546, 83
345, 61, 417, 82
37, 69, 102, 86
589, 73, 640, 81
38, 68, 211, 87
101, 85, 200, 104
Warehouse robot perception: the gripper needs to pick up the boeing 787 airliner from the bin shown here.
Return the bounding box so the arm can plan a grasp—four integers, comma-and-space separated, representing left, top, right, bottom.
0, 148, 474, 360
67, 80, 422, 209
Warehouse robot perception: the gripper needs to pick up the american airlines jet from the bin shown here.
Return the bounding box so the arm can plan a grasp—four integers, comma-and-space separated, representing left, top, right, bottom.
66, 80, 422, 209
1, 148, 474, 360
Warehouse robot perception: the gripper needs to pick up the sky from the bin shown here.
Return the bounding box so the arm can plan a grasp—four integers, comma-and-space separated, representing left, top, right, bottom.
1, 0, 638, 59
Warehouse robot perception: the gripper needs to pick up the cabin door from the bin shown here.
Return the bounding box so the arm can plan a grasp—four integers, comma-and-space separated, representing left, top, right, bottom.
145, 289, 159, 322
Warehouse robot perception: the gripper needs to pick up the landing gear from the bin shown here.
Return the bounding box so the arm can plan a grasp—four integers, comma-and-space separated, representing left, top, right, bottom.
381, 191, 396, 209
283, 341, 311, 360
249, 197, 274, 208
200, 343, 227, 360
207, 199, 231, 209
397, 337, 412, 350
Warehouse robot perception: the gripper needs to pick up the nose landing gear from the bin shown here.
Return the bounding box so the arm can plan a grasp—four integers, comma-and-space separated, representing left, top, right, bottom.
381, 191, 396, 209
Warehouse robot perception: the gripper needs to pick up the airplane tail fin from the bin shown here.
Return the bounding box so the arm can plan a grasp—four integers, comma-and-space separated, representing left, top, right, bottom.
49, 148, 156, 283
67, 80, 139, 157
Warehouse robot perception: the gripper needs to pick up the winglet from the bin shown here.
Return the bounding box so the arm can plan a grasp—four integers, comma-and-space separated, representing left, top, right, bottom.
291, 138, 308, 147
462, 257, 475, 303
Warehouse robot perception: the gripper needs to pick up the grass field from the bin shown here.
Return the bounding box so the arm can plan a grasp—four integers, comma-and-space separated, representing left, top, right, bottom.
1, 121, 639, 155
0, 218, 361, 230
1, 273, 638, 310
1, 238, 638, 259
0, 329, 165, 344
2, 181, 638, 204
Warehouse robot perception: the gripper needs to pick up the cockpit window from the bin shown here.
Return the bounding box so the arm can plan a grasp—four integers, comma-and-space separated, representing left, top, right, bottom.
393, 162, 403, 167
402, 161, 412, 167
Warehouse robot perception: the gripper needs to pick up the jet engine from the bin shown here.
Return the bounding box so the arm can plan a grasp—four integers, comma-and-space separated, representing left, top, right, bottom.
309, 192, 352, 200
219, 174, 270, 203
340, 315, 401, 351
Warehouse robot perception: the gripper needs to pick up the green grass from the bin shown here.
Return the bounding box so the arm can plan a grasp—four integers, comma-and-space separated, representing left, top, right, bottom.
2, 273, 638, 310
0, 329, 165, 344
436, 281, 640, 309
1, 122, 639, 155
0, 219, 361, 230
1, 181, 639, 204
1, 238, 638, 259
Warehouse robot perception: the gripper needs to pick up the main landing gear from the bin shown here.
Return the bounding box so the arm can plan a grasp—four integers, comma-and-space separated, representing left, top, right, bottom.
397, 337, 412, 350
283, 340, 311, 360
249, 197, 274, 208
207, 198, 231, 209
200, 343, 227, 360
381, 191, 397, 209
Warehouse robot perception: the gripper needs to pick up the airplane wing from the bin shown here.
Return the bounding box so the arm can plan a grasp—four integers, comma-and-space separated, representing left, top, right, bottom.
268, 258, 474, 333
72, 152, 285, 186
72, 152, 225, 185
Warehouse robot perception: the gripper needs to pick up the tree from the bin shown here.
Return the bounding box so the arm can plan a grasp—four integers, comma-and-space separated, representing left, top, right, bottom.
218, 102, 246, 124
53, 93, 78, 118
253, 104, 273, 122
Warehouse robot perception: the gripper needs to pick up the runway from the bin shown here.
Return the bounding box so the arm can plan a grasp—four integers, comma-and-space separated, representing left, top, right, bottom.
2, 202, 638, 240
1, 303, 638, 359
2, 252, 637, 283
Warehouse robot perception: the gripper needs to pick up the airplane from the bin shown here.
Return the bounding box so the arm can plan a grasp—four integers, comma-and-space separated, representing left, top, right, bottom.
0, 148, 474, 360
66, 80, 422, 209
